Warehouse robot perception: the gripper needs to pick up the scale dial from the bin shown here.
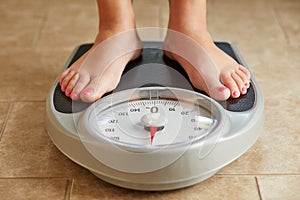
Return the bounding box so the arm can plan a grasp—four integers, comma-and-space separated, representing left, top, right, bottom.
96, 99, 215, 146
77, 87, 225, 173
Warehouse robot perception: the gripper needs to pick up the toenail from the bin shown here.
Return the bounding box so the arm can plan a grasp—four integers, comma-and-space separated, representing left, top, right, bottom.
70, 93, 78, 100
245, 82, 249, 87
61, 85, 66, 91
66, 89, 71, 96
218, 87, 228, 92
83, 89, 93, 96
233, 91, 239, 97
242, 87, 246, 92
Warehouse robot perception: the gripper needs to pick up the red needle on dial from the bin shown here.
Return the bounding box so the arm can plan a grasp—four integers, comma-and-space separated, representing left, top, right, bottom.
149, 126, 158, 144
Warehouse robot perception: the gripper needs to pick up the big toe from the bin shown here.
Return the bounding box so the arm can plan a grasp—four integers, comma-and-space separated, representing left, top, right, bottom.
80, 88, 101, 102
69, 73, 90, 101
209, 85, 231, 101
80, 84, 106, 103
79, 75, 116, 102
201, 76, 231, 101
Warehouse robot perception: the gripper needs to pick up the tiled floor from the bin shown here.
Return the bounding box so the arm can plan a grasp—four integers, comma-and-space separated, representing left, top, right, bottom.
0, 0, 299, 199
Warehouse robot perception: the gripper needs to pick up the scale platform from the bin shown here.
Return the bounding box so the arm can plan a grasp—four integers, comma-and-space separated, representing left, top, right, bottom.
46, 41, 264, 191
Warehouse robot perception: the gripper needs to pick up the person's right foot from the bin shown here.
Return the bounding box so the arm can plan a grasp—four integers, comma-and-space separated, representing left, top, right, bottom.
60, 0, 143, 102
60, 29, 142, 102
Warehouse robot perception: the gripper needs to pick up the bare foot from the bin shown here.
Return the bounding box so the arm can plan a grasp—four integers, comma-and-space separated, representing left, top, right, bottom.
165, 0, 251, 101
59, 29, 142, 102
59, 0, 143, 102
163, 29, 251, 101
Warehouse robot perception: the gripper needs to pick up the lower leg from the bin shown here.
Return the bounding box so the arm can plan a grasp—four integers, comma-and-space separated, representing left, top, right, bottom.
60, 0, 142, 102
97, 0, 135, 35
165, 0, 250, 100
169, 0, 208, 33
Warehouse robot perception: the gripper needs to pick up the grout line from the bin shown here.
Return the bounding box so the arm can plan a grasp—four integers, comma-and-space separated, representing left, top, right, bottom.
1, 174, 299, 180
0, 177, 73, 180
271, 4, 290, 45
255, 177, 263, 200
32, 11, 48, 49
216, 174, 300, 176
0, 103, 14, 141
0, 100, 46, 104
64, 178, 74, 200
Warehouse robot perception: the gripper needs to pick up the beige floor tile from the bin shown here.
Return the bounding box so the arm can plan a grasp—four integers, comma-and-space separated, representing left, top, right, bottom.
257, 176, 300, 200
207, 1, 288, 67
71, 175, 259, 200
0, 0, 98, 50
274, 0, 300, 47
0, 49, 71, 101
0, 9, 43, 49
36, 1, 98, 51
207, 1, 283, 43
161, 0, 300, 70
0, 102, 87, 177
232, 41, 300, 81
0, 178, 68, 200
0, 0, 47, 14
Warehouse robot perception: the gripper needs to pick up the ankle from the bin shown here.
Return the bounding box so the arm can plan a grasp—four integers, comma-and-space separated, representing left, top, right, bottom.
100, 11, 136, 28
167, 25, 213, 44
99, 16, 135, 33
94, 27, 141, 50
96, 17, 137, 43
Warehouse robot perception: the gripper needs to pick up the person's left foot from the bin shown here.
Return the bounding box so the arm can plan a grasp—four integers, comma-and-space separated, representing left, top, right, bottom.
163, 29, 251, 101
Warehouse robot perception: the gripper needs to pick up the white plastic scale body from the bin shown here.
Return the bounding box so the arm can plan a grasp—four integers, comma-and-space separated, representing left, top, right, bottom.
46, 42, 264, 191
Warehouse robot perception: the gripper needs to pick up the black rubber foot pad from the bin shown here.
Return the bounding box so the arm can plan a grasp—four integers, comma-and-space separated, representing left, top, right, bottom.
53, 42, 255, 113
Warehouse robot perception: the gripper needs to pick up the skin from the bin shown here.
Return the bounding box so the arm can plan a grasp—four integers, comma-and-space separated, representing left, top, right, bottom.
60, 0, 142, 102
60, 0, 251, 102
164, 0, 250, 100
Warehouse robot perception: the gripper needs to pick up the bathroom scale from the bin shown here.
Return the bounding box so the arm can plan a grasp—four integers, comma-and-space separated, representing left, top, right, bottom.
46, 41, 264, 191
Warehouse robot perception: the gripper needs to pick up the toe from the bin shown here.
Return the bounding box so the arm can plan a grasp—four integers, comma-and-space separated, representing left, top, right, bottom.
80, 78, 107, 103
205, 78, 231, 101
232, 72, 246, 95
237, 66, 251, 88
237, 71, 250, 89
65, 73, 79, 97
236, 70, 249, 93
80, 73, 119, 103
59, 68, 70, 85
210, 86, 231, 101
61, 70, 77, 92
239, 65, 251, 80
221, 73, 240, 98
70, 73, 90, 100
